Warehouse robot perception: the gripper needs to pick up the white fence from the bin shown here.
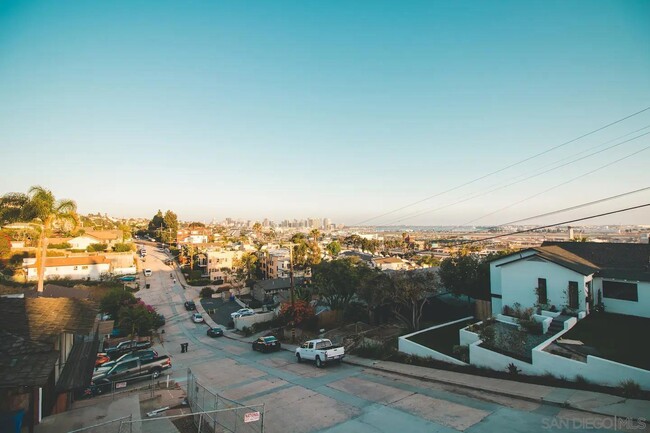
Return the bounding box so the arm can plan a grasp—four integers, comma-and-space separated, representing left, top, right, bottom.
233, 311, 275, 331
397, 317, 473, 366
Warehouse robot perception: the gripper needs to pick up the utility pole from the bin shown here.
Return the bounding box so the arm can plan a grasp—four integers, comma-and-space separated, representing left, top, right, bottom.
289, 244, 296, 343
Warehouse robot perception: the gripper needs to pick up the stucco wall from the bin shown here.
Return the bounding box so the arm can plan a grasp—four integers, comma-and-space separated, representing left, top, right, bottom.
593, 278, 650, 319
398, 317, 473, 366
497, 258, 589, 313
233, 311, 275, 330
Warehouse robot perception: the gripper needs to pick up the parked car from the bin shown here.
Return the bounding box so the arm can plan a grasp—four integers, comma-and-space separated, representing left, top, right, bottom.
92, 355, 172, 391
295, 339, 344, 368
144, 269, 152, 277
95, 350, 158, 374
230, 308, 255, 319
191, 313, 204, 323
105, 340, 152, 359
184, 301, 196, 311
252, 336, 281, 353
207, 327, 224, 338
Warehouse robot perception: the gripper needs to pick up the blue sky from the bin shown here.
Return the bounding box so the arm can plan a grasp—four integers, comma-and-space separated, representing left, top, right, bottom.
1, 1, 649, 225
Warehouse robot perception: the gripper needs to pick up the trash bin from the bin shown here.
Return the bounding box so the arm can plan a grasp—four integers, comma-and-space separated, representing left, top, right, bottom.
146, 283, 151, 289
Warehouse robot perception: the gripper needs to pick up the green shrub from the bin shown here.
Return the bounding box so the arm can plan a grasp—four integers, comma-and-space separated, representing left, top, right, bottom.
506, 363, 521, 375
87, 243, 108, 252
49, 242, 71, 249
452, 345, 469, 363
200, 287, 215, 298
113, 243, 133, 252
242, 326, 252, 337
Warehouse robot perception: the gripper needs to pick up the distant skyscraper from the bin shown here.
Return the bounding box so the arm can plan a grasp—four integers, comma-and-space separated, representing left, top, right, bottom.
323, 218, 331, 230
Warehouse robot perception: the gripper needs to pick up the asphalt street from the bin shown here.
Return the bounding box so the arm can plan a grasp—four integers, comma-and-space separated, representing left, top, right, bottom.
134, 244, 640, 433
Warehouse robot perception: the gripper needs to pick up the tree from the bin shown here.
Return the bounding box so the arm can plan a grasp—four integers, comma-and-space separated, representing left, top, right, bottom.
312, 258, 360, 312
100, 289, 136, 320
438, 251, 508, 300
387, 270, 437, 331
26, 187, 79, 292
148, 210, 164, 235
252, 222, 263, 238
355, 264, 390, 324
162, 210, 178, 244
325, 241, 341, 257
87, 243, 108, 252
0, 230, 11, 258
279, 299, 315, 325
119, 303, 155, 337
233, 252, 258, 282
309, 228, 320, 243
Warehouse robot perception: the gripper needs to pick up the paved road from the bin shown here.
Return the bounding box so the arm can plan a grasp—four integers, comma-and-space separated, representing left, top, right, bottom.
135, 246, 641, 433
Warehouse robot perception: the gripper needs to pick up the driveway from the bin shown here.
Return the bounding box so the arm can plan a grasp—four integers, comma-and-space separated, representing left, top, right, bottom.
200, 297, 241, 328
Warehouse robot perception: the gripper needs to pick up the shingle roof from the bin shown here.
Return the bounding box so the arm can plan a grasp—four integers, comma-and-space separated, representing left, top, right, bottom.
496, 242, 650, 282
0, 330, 59, 388
0, 297, 99, 344
255, 277, 305, 292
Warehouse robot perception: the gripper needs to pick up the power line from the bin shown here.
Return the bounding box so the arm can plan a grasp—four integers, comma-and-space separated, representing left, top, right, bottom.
383, 130, 650, 225
498, 186, 650, 226
459, 143, 650, 226
354, 106, 650, 226
448, 203, 650, 246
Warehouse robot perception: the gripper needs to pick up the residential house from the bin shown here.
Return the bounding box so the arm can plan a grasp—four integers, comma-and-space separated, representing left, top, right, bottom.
252, 277, 306, 303
372, 257, 408, 271
177, 228, 210, 245
490, 242, 650, 318
0, 297, 98, 431
23, 256, 111, 281
66, 230, 125, 250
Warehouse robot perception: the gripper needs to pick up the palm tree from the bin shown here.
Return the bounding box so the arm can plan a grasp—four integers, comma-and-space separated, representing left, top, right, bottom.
309, 229, 320, 243
23, 185, 79, 292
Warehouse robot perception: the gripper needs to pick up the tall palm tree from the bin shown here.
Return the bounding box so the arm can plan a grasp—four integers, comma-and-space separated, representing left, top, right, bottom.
25, 186, 78, 292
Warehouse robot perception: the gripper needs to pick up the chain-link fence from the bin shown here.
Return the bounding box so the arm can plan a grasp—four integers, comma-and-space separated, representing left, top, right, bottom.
67, 415, 133, 433
186, 368, 265, 433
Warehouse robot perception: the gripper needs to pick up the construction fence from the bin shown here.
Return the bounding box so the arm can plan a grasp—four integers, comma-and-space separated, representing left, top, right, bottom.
186, 368, 265, 433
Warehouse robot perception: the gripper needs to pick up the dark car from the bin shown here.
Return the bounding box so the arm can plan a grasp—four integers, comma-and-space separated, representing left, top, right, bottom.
252, 336, 281, 353
184, 301, 196, 311
207, 327, 224, 338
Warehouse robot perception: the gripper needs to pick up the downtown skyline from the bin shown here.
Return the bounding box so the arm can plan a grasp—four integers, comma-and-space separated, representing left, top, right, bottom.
1, 1, 649, 226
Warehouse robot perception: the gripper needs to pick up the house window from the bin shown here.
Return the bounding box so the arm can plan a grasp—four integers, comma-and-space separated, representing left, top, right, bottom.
74, 266, 78, 270
537, 278, 547, 304
568, 281, 579, 309
603, 280, 638, 302
82, 266, 88, 270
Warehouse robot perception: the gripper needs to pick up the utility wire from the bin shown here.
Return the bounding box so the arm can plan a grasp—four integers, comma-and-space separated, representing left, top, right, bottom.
448, 203, 650, 246
497, 186, 650, 226
383, 130, 650, 225
459, 143, 650, 226
354, 106, 650, 226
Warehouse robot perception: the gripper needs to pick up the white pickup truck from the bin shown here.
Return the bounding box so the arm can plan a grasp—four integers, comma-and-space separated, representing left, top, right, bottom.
295, 339, 345, 368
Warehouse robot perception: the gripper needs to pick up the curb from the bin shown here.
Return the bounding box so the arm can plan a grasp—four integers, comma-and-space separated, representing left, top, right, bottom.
339, 357, 645, 422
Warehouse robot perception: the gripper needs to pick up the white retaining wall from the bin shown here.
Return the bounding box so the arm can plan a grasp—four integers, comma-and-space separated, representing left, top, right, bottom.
398, 317, 473, 366
468, 324, 650, 389
233, 311, 275, 331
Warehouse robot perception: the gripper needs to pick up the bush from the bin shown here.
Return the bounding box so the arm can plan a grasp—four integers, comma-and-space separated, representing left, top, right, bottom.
113, 243, 133, 252
619, 380, 641, 398
242, 326, 252, 337
519, 319, 543, 335
200, 287, 215, 298
452, 345, 469, 363
87, 243, 108, 252
49, 242, 71, 249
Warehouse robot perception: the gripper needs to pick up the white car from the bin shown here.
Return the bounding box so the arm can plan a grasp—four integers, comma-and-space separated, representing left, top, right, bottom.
192, 313, 204, 323
230, 308, 255, 319
144, 269, 152, 277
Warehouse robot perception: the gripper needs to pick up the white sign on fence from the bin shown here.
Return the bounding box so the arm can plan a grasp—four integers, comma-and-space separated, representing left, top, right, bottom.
115, 382, 127, 389
244, 411, 260, 423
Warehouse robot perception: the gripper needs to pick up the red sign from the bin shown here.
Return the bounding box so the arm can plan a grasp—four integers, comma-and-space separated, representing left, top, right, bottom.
244, 412, 260, 423
115, 382, 127, 389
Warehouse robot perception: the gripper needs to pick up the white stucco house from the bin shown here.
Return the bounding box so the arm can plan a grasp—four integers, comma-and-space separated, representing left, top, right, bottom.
490, 242, 650, 319
23, 256, 111, 281
372, 257, 408, 271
